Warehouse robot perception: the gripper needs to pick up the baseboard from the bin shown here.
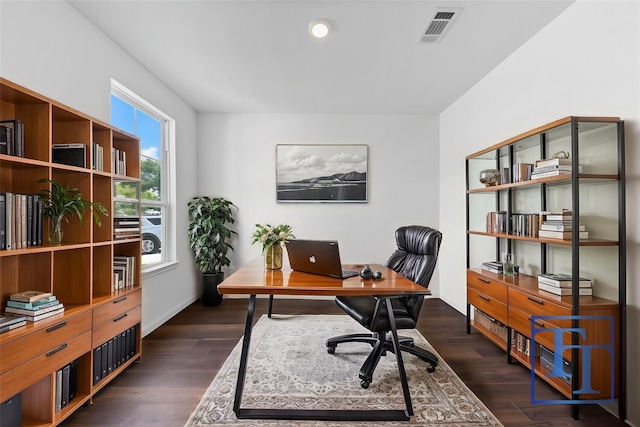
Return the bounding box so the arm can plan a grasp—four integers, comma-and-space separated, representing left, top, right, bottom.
142, 297, 197, 337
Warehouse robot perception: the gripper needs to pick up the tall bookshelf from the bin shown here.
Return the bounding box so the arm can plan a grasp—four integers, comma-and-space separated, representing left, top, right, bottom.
465, 117, 626, 419
0, 78, 142, 426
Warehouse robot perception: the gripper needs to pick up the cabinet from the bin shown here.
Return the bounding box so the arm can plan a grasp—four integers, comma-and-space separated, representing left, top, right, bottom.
0, 78, 142, 426
465, 117, 625, 418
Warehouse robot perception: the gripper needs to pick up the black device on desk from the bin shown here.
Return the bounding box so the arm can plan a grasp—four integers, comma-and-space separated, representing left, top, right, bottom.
285, 239, 359, 279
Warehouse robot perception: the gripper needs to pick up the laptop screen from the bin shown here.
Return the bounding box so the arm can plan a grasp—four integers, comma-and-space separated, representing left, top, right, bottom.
285, 239, 357, 279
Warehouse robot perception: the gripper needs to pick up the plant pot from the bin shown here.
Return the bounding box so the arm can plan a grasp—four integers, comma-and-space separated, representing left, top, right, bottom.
49, 216, 64, 245
264, 244, 283, 270
201, 272, 224, 307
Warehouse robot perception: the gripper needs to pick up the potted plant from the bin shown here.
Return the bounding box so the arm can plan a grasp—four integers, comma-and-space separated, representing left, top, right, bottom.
251, 223, 294, 269
188, 196, 237, 306
37, 178, 108, 245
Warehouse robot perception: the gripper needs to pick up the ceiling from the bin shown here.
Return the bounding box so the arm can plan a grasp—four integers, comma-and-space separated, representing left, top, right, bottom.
68, 1, 573, 115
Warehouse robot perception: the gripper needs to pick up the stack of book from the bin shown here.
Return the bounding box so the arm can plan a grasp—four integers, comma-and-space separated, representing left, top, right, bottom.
0, 192, 44, 250
512, 162, 534, 183
481, 261, 504, 274
113, 216, 140, 240
0, 119, 25, 157
0, 313, 27, 333
537, 273, 593, 296
537, 210, 588, 240
531, 157, 576, 179
4, 291, 65, 322
113, 255, 136, 290
486, 211, 507, 234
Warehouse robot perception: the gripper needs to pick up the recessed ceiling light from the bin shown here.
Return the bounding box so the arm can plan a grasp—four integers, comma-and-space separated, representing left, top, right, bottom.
309, 19, 331, 38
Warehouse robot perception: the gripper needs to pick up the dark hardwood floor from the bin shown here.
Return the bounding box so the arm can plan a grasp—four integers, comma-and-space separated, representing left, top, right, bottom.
61, 297, 627, 426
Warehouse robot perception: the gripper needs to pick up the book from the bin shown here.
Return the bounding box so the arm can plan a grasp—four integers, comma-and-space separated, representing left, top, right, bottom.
0, 314, 28, 328
538, 282, 593, 296
531, 170, 572, 179
0, 192, 5, 250
5, 192, 12, 250
24, 307, 65, 322
9, 290, 53, 303
540, 210, 572, 220
5, 302, 64, 316
0, 125, 8, 154
538, 273, 592, 287
0, 320, 26, 334
0, 119, 24, 157
535, 157, 573, 168
538, 229, 589, 240
6, 298, 59, 310
512, 162, 533, 182
540, 223, 586, 232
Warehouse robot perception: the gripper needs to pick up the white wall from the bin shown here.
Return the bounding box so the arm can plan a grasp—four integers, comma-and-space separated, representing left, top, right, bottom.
439, 1, 639, 423
0, 1, 201, 336
197, 113, 442, 291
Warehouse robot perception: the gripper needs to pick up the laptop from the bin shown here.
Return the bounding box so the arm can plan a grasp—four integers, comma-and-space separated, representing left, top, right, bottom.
285, 239, 359, 279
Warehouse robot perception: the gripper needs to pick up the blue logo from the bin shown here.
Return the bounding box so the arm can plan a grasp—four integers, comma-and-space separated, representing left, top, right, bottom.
530, 315, 615, 405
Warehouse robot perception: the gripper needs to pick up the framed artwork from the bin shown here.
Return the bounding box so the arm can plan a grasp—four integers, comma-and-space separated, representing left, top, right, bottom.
276, 144, 368, 203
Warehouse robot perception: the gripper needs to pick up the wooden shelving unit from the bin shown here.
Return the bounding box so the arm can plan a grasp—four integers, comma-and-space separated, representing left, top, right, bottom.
0, 78, 142, 426
465, 117, 626, 419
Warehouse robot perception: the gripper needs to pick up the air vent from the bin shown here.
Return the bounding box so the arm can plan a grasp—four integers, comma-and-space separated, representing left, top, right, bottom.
417, 8, 461, 44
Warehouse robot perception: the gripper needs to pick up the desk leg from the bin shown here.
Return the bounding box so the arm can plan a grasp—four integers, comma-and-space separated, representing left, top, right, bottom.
233, 295, 410, 421
233, 294, 256, 415
385, 298, 414, 417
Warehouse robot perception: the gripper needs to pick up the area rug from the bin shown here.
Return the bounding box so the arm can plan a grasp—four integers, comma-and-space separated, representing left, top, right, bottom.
185, 314, 503, 426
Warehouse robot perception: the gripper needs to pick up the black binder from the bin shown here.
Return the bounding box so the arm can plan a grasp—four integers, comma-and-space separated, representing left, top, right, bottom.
93, 346, 102, 385
61, 364, 70, 409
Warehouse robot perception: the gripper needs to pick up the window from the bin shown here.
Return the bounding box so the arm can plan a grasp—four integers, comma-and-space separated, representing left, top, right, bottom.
110, 80, 175, 270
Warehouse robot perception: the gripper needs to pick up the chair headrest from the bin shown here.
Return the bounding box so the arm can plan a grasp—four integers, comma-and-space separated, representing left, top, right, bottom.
394, 225, 442, 256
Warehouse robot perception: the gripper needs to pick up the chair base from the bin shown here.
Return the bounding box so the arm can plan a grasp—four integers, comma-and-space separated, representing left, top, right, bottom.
326, 332, 438, 388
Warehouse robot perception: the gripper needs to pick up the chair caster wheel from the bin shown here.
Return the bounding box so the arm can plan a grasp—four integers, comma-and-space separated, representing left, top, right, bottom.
360, 380, 370, 389
327, 346, 335, 354
427, 365, 436, 373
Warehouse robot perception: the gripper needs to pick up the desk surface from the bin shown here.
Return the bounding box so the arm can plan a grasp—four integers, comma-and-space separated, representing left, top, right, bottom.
218, 258, 428, 297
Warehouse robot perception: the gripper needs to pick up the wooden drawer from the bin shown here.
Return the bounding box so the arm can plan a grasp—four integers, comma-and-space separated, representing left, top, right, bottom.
509, 307, 571, 351
467, 271, 507, 303
93, 289, 141, 327
508, 288, 570, 328
0, 311, 91, 375
92, 306, 141, 349
0, 331, 91, 403
468, 287, 508, 325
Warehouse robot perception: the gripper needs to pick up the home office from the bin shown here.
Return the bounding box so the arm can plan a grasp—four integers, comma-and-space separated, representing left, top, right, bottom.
0, 1, 638, 426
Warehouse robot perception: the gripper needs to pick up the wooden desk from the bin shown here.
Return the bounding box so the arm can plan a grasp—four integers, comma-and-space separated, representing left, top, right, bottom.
218, 258, 429, 422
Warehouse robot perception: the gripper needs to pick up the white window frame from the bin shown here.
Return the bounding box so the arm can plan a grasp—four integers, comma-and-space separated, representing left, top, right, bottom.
111, 79, 177, 275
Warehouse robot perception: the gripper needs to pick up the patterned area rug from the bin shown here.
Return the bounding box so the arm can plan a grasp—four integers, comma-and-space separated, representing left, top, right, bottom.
185, 314, 503, 426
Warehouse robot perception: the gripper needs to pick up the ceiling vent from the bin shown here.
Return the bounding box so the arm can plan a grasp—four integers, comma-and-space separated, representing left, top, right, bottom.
417, 8, 461, 44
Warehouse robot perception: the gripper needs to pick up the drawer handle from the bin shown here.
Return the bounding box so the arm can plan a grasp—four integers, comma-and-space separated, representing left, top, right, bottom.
529, 318, 545, 328
527, 296, 544, 305
478, 294, 490, 302
46, 343, 68, 357
46, 321, 67, 333
478, 277, 491, 284
113, 313, 128, 322
113, 296, 127, 304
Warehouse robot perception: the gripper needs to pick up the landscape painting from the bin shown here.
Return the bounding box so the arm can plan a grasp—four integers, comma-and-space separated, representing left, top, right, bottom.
276, 144, 368, 203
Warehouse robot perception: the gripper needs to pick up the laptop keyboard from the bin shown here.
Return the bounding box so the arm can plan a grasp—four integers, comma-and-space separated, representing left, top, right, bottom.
342, 269, 359, 278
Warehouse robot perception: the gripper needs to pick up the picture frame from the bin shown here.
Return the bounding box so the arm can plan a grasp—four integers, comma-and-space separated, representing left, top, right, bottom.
276, 144, 368, 203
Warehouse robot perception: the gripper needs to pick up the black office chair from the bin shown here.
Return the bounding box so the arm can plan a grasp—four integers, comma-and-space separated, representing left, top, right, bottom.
326, 225, 442, 389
